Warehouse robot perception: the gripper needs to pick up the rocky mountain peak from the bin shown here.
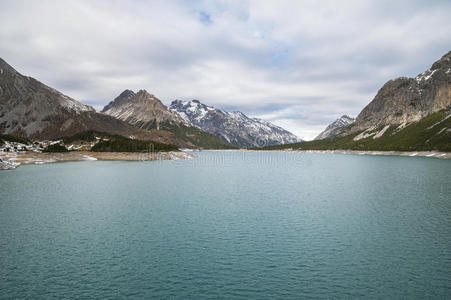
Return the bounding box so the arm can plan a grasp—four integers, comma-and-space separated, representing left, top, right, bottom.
102, 89, 136, 112
102, 89, 168, 114
339, 115, 354, 122
430, 50, 451, 71
0, 58, 18, 76
315, 115, 355, 140
170, 99, 302, 148
136, 89, 152, 97
0, 58, 151, 140
119, 89, 135, 98
133, 89, 166, 110
0, 58, 95, 117
102, 90, 191, 130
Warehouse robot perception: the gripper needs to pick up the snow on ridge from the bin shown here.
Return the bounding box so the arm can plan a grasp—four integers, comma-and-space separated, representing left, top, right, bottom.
59, 95, 94, 113
415, 69, 438, 83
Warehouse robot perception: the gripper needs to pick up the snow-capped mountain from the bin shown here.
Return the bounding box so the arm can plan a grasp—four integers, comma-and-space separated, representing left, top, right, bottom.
315, 115, 355, 140
170, 100, 302, 148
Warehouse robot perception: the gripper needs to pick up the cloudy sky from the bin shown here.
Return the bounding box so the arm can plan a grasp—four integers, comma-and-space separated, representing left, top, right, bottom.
1, 0, 450, 139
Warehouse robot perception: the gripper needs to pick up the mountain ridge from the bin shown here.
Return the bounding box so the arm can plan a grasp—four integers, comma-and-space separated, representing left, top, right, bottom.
0, 58, 140, 140
102, 89, 192, 130
259, 50, 451, 151
102, 90, 235, 149
0, 58, 200, 147
170, 99, 302, 148
347, 50, 451, 133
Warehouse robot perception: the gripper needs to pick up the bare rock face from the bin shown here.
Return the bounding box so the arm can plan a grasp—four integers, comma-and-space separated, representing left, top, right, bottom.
0, 58, 145, 140
351, 51, 451, 132
170, 99, 302, 148
315, 115, 355, 140
102, 89, 135, 112
102, 90, 191, 130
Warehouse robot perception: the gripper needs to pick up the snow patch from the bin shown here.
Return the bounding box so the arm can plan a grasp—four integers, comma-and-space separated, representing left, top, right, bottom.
436, 127, 447, 135
59, 95, 93, 114
373, 125, 390, 139
427, 114, 451, 130
82, 155, 97, 161
353, 127, 377, 141
396, 122, 407, 130
0, 159, 20, 170
415, 69, 437, 83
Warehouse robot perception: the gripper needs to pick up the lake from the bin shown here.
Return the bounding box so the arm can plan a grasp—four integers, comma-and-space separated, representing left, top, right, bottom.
0, 151, 450, 299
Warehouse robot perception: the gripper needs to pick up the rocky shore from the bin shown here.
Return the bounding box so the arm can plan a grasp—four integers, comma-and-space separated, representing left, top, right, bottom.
0, 151, 194, 170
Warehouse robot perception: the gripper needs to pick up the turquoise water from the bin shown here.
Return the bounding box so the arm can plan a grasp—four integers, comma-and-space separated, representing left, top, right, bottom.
0, 151, 450, 299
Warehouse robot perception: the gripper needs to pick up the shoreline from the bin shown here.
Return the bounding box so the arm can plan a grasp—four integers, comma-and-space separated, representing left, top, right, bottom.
249, 149, 451, 159
1, 148, 449, 170
0, 151, 194, 170
201, 148, 451, 159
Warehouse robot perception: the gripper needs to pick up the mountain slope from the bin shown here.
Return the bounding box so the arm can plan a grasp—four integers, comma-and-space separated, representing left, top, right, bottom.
102, 90, 235, 149
0, 58, 179, 144
259, 107, 450, 152
315, 115, 355, 140
259, 50, 451, 152
170, 99, 302, 148
348, 50, 451, 133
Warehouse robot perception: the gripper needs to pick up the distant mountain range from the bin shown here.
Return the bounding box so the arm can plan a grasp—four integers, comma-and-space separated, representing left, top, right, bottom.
170, 99, 302, 148
103, 93, 302, 148
0, 58, 300, 148
260, 50, 451, 152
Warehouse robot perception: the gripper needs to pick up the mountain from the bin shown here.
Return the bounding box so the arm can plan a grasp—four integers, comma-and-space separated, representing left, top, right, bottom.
259, 50, 451, 152
259, 107, 450, 152
348, 50, 451, 133
0, 57, 150, 140
170, 99, 302, 148
315, 115, 355, 140
102, 90, 193, 130
102, 90, 235, 149
0, 58, 206, 147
